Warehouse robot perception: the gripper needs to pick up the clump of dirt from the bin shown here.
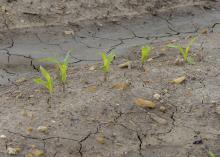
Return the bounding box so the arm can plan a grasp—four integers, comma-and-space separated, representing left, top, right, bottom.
0, 33, 220, 156
0, 0, 211, 30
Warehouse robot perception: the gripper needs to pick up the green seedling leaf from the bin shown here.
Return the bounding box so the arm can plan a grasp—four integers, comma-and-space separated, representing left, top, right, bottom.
101, 52, 115, 73
34, 78, 46, 85
208, 150, 217, 157
34, 66, 53, 94
38, 50, 71, 84
166, 37, 197, 64
187, 56, 195, 65
141, 46, 151, 65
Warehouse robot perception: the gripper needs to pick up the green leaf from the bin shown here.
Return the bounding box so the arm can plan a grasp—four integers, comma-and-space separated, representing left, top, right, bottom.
107, 53, 115, 63
208, 151, 217, 157
34, 78, 46, 85
167, 44, 184, 56
187, 56, 195, 65
141, 46, 151, 64
59, 64, 67, 82
40, 66, 51, 82
101, 52, 109, 73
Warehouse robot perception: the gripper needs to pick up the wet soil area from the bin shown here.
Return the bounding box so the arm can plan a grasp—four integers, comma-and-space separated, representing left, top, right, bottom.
0, 0, 220, 157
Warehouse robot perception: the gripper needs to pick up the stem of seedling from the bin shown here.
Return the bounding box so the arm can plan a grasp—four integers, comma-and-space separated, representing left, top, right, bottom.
62, 82, 65, 92
104, 72, 108, 81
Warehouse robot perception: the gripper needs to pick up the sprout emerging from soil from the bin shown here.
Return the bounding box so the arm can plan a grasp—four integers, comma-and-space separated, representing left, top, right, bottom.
141, 46, 152, 67
34, 66, 53, 94
39, 50, 71, 91
101, 52, 115, 81
167, 37, 197, 65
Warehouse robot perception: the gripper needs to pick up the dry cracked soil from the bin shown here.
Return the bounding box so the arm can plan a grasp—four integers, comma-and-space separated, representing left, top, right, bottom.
0, 0, 220, 157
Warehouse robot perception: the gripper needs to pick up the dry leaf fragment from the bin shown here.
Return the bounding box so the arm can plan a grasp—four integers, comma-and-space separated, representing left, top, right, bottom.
31, 149, 44, 157
112, 83, 129, 90
134, 98, 156, 109
170, 76, 186, 84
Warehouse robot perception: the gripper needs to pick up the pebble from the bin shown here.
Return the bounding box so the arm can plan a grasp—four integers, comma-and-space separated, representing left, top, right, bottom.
7, 147, 21, 155
37, 126, 48, 133
96, 135, 105, 144
0, 135, 6, 139
159, 106, 166, 113
153, 93, 161, 100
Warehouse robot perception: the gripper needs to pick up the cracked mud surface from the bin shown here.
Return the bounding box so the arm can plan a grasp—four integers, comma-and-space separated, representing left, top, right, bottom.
1, 2, 220, 157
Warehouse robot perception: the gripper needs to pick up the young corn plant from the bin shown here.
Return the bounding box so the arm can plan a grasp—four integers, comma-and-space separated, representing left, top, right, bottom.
101, 52, 115, 81
167, 37, 197, 65
34, 66, 53, 94
39, 51, 70, 91
141, 46, 152, 67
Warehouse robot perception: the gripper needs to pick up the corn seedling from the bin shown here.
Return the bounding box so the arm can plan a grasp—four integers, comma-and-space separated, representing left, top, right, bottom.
34, 66, 53, 94
167, 37, 197, 65
141, 46, 152, 67
101, 52, 115, 81
39, 51, 71, 91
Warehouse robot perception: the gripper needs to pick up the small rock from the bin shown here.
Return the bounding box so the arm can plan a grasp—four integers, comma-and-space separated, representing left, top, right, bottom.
159, 106, 166, 113
96, 135, 105, 144
147, 58, 153, 62
31, 149, 44, 157
134, 98, 156, 109
89, 65, 97, 71
29, 95, 34, 98
216, 106, 220, 115
153, 93, 161, 100
7, 147, 21, 155
15, 77, 27, 83
26, 127, 33, 134
149, 113, 168, 125
64, 30, 74, 36
170, 76, 186, 84
0, 135, 6, 139
118, 61, 131, 69
37, 126, 48, 133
